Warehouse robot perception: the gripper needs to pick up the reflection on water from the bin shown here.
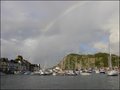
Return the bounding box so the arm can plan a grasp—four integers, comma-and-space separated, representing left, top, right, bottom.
1, 74, 119, 89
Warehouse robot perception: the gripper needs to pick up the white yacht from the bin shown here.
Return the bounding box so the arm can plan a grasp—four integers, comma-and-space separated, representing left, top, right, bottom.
80, 69, 91, 76
95, 69, 100, 74
107, 70, 118, 76
40, 69, 44, 75
52, 72, 57, 76
80, 72, 91, 75
107, 37, 118, 76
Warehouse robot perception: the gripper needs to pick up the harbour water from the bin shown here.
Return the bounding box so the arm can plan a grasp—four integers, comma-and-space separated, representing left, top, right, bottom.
1, 74, 119, 89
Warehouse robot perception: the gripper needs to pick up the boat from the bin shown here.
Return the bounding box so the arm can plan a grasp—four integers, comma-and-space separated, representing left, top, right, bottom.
80, 72, 91, 76
65, 70, 77, 76
24, 71, 31, 75
52, 72, 57, 76
107, 37, 118, 76
80, 72, 91, 75
95, 69, 100, 74
86, 68, 93, 73
75, 70, 80, 75
80, 69, 91, 76
107, 70, 118, 76
31, 71, 40, 75
44, 70, 52, 75
99, 68, 105, 74
39, 69, 45, 75
14, 71, 22, 75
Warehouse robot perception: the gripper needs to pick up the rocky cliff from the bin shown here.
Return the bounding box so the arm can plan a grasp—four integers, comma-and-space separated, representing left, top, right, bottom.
57, 52, 120, 70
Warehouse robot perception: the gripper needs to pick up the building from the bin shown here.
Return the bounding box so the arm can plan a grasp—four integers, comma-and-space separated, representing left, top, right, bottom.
8, 60, 16, 73
0, 58, 9, 73
0, 56, 41, 73
15, 55, 31, 71
30, 64, 40, 71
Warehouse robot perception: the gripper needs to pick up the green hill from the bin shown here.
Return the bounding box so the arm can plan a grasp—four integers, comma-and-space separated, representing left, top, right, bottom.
57, 52, 120, 70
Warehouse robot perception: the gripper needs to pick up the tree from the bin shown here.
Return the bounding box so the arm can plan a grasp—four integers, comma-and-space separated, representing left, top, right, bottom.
15, 55, 23, 62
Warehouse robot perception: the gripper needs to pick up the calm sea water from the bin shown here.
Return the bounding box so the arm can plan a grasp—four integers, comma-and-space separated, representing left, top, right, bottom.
1, 74, 119, 89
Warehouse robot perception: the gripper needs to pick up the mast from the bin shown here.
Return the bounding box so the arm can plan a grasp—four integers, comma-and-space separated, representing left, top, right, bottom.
108, 36, 112, 68
43, 61, 46, 71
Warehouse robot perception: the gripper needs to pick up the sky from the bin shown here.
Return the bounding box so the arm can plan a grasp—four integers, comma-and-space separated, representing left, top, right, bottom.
1, 1, 119, 68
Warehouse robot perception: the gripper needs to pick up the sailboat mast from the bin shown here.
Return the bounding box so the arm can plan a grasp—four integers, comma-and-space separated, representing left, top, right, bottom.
108, 37, 112, 68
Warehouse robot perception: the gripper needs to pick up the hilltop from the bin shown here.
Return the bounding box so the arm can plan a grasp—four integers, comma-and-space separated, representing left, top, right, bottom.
57, 52, 120, 70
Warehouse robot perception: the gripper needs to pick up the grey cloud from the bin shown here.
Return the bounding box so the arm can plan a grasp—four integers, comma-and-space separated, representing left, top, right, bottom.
2, 26, 42, 41
1, 1, 119, 68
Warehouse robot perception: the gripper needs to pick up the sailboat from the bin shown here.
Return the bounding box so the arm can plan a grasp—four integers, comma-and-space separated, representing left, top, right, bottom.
40, 61, 46, 75
107, 53, 118, 76
80, 69, 91, 75
95, 69, 100, 74
107, 37, 118, 76
99, 68, 105, 74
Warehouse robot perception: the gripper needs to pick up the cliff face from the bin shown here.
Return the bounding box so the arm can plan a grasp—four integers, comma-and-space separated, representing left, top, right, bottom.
57, 53, 120, 70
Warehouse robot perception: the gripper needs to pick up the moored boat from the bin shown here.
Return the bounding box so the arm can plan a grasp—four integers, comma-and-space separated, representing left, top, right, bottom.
80, 71, 91, 75
95, 69, 100, 74
52, 72, 57, 76
65, 70, 77, 76
31, 71, 40, 75
100, 68, 105, 74
107, 37, 118, 76
24, 71, 31, 75
107, 70, 118, 76
80, 69, 91, 76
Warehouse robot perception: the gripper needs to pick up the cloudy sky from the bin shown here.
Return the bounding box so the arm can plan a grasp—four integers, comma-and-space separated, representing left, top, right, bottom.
1, 1, 119, 68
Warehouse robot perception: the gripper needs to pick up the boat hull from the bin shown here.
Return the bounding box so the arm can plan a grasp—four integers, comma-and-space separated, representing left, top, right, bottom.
80, 72, 91, 76
107, 70, 118, 76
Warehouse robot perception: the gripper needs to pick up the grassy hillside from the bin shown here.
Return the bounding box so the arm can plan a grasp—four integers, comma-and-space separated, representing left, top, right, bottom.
57, 52, 120, 70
